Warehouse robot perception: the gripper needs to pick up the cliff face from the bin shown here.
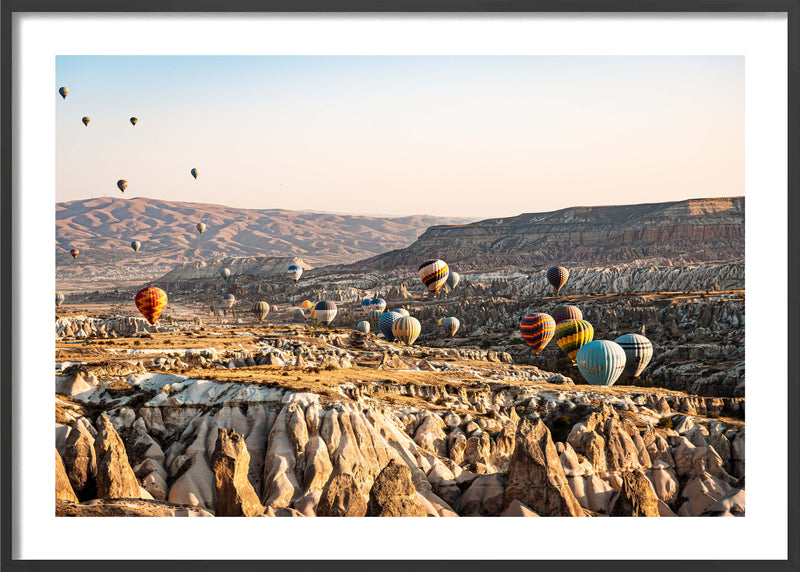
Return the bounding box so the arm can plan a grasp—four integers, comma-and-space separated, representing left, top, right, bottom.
158, 256, 311, 282
359, 197, 744, 270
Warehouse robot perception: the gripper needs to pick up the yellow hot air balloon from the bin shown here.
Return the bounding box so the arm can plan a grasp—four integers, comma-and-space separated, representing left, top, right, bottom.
130, 117, 138, 126
82, 117, 90, 126
196, 223, 206, 234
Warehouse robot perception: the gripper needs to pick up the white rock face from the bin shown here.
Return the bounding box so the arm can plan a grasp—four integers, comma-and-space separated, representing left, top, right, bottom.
159, 256, 312, 282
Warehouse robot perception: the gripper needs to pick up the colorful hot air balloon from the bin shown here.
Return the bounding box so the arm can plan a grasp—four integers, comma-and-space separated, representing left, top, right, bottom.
546, 266, 569, 294
310, 306, 317, 320
301, 300, 313, 309
130, 240, 141, 252
576, 340, 627, 386
287, 264, 303, 283
370, 298, 387, 313
441, 316, 460, 337
314, 300, 338, 326
361, 299, 372, 314
130, 117, 138, 126
135, 287, 168, 325
418, 259, 449, 296
220, 267, 231, 280
191, 168, 198, 179
379, 311, 402, 341
392, 316, 421, 346
519, 313, 556, 355
356, 321, 370, 334
117, 179, 128, 194
368, 309, 383, 329
293, 309, 306, 322
437, 317, 443, 325
82, 117, 90, 126
554, 319, 594, 362
196, 223, 206, 234
56, 292, 65, 308
392, 308, 410, 317
614, 334, 654, 382
69, 248, 80, 259
270, 305, 278, 313
59, 87, 69, 99
252, 301, 270, 322
551, 304, 583, 324
222, 294, 236, 309
446, 271, 460, 290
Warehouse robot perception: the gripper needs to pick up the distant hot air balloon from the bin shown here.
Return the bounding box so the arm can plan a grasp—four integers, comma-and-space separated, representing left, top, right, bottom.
191, 168, 198, 179
553, 319, 594, 362
196, 223, 206, 234
222, 294, 236, 309
392, 308, 410, 317
56, 292, 65, 308
220, 267, 231, 280
368, 309, 383, 329
370, 298, 387, 313
117, 179, 128, 194
614, 334, 654, 382
379, 311, 402, 341
310, 306, 317, 320
418, 259, 449, 296
130, 240, 141, 252
135, 287, 168, 325
252, 301, 270, 322
546, 266, 569, 294
447, 271, 460, 290
287, 264, 303, 283
69, 248, 79, 259
437, 317, 444, 325
551, 304, 583, 324
441, 316, 460, 337
361, 299, 372, 314
270, 305, 278, 313
314, 300, 338, 326
130, 117, 138, 126
301, 300, 313, 309
519, 313, 556, 355
576, 340, 627, 386
58, 87, 69, 99
356, 321, 370, 334
392, 316, 421, 346
293, 309, 306, 322
82, 117, 90, 126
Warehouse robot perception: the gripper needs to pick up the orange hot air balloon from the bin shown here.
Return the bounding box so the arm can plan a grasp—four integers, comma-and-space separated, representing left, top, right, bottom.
135, 287, 168, 325
69, 248, 80, 259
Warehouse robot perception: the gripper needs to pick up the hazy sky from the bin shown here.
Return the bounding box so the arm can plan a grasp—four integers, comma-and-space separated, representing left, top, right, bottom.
56, 56, 743, 218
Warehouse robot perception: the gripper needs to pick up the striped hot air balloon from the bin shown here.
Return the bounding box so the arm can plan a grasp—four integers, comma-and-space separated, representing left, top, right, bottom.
301, 300, 313, 309
135, 287, 168, 325
441, 316, 460, 337
551, 304, 583, 324
222, 294, 236, 309
370, 298, 387, 313
554, 319, 594, 362
368, 309, 383, 329
392, 308, 410, 317
356, 321, 370, 334
314, 301, 338, 326
519, 313, 556, 355
361, 298, 372, 314
614, 334, 654, 382
252, 301, 270, 322
69, 248, 79, 259
576, 341, 627, 386
418, 259, 449, 296
287, 264, 303, 283
546, 266, 569, 294
270, 305, 278, 313
446, 271, 460, 290
379, 311, 402, 341
56, 292, 65, 308
392, 316, 421, 346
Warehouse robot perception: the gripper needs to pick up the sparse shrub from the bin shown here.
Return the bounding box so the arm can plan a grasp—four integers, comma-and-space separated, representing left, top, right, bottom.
657, 416, 673, 430
707, 411, 720, 419
282, 371, 289, 376
133, 340, 141, 346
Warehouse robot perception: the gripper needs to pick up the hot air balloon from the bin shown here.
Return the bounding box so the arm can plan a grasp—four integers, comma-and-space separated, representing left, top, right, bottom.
191, 168, 198, 179
551, 304, 583, 324
56, 292, 65, 308
553, 319, 594, 362
546, 266, 569, 294
392, 316, 421, 346
58, 87, 69, 99
220, 267, 231, 280
356, 321, 370, 334
82, 117, 90, 126
222, 294, 236, 309
379, 311, 402, 341
117, 179, 128, 194
519, 313, 556, 355
446, 271, 460, 290
441, 316, 460, 337
130, 117, 138, 126
437, 317, 443, 325
270, 305, 278, 313
130, 240, 141, 252
614, 334, 654, 382
418, 259, 449, 296
392, 308, 410, 317
293, 309, 306, 322
301, 300, 313, 309
370, 298, 387, 313
69, 248, 79, 259
368, 309, 383, 329
314, 300, 338, 326
196, 223, 206, 234
252, 301, 270, 322
310, 306, 317, 320
361, 299, 372, 314
576, 340, 627, 386
287, 264, 303, 283
135, 287, 168, 325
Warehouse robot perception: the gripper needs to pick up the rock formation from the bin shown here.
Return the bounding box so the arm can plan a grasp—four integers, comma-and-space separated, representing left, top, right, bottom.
210, 428, 264, 517
366, 460, 426, 517
93, 414, 141, 499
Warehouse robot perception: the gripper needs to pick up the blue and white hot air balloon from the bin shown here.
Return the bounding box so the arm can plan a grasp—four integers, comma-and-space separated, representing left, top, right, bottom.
576, 340, 627, 386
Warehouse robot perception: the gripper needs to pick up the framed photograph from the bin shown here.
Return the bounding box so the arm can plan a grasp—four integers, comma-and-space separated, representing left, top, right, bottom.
2, 2, 797, 571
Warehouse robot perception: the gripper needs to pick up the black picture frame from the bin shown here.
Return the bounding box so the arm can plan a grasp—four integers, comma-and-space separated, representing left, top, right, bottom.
1, 2, 797, 571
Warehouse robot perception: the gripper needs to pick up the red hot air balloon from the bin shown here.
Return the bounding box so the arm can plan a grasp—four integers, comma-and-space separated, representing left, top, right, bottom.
135, 287, 168, 325
519, 313, 556, 355
69, 248, 80, 259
